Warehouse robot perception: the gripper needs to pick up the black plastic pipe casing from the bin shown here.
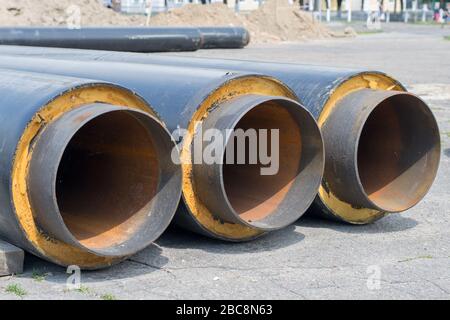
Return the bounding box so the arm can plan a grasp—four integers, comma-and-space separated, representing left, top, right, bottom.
0, 46, 395, 118
0, 55, 268, 142
0, 27, 251, 52
198, 27, 250, 49
0, 27, 202, 52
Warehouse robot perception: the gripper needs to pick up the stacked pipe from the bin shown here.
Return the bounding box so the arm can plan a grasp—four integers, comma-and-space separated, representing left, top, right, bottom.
0, 68, 181, 268
0, 46, 440, 224
0, 27, 250, 52
0, 46, 440, 270
0, 52, 324, 267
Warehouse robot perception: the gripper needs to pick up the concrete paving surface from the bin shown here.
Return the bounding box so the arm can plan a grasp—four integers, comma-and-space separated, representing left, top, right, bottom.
0, 22, 449, 300
0, 240, 24, 277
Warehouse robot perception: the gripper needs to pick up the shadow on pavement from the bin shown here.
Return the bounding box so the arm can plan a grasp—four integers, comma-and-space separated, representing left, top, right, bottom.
19, 243, 168, 284
154, 223, 305, 255
19, 223, 304, 284
296, 212, 418, 234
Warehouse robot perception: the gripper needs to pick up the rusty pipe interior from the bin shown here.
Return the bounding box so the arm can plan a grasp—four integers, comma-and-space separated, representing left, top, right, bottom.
223, 101, 302, 223
27, 103, 181, 257
323, 89, 441, 213
193, 95, 324, 231
357, 93, 441, 212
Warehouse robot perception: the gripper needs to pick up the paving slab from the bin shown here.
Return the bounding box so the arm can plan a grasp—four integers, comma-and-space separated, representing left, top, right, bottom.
0, 240, 24, 277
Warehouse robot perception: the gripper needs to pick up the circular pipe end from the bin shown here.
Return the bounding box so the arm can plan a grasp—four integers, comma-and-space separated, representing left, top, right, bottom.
28, 103, 181, 257
356, 92, 441, 212
193, 95, 324, 231
323, 89, 440, 214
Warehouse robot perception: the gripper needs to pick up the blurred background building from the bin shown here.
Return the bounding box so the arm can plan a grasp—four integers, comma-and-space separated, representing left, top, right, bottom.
105, 0, 450, 16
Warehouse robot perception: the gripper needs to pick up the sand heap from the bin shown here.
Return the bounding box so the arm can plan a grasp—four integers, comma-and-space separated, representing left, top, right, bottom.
150, 3, 245, 27
150, 2, 333, 43
0, 0, 143, 26
0, 0, 336, 43
247, 1, 332, 42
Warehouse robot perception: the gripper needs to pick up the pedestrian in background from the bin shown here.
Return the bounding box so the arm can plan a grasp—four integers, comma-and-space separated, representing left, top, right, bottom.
434, 8, 440, 21
442, 8, 449, 28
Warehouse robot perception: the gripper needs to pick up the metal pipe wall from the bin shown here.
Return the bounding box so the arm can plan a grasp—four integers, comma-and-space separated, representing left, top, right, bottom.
0, 47, 438, 224
0, 68, 181, 268
0, 54, 324, 241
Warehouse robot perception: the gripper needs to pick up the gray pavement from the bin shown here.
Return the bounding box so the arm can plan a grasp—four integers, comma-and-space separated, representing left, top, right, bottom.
0, 22, 449, 300
0, 240, 23, 277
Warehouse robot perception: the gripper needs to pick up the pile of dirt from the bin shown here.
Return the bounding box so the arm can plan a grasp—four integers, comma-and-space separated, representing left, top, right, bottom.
0, 0, 143, 26
0, 0, 337, 43
150, 2, 333, 43
247, 1, 332, 42
150, 3, 245, 27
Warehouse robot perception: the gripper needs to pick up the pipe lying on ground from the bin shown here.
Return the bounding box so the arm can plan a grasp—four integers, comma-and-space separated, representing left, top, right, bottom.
321, 89, 439, 216
0, 27, 251, 52
0, 55, 324, 241
0, 68, 181, 268
122, 55, 437, 224
0, 46, 439, 224
192, 95, 321, 231
197, 27, 250, 49
0, 27, 202, 52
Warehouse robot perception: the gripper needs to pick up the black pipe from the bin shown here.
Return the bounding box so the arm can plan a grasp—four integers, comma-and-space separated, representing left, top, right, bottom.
0, 27, 202, 52
0, 27, 251, 52
0, 68, 181, 268
0, 47, 438, 224
197, 27, 250, 49
0, 54, 324, 241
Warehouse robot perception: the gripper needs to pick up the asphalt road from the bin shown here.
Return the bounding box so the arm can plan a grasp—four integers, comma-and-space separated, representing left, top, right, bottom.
0, 22, 449, 300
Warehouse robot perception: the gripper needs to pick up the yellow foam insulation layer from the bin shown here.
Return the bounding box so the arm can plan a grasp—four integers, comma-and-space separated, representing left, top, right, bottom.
317, 73, 405, 224
12, 84, 151, 269
181, 76, 296, 240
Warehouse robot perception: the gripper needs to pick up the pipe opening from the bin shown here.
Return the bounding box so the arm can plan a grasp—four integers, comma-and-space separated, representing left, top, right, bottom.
357, 94, 440, 212
220, 98, 323, 230
56, 110, 159, 250
193, 95, 323, 232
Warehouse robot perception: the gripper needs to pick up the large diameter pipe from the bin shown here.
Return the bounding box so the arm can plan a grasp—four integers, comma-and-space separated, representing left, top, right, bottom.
139, 56, 439, 224
0, 27, 202, 52
197, 27, 250, 49
0, 55, 324, 241
0, 68, 181, 268
192, 95, 322, 232
322, 89, 440, 215
131, 56, 437, 224
0, 47, 439, 224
